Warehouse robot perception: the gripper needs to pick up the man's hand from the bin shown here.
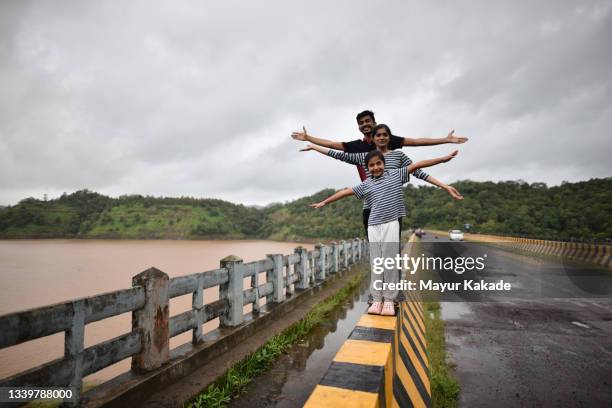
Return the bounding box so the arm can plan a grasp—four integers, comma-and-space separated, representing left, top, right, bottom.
310, 201, 326, 209
446, 130, 468, 144
445, 186, 464, 200
291, 126, 309, 141
441, 150, 459, 163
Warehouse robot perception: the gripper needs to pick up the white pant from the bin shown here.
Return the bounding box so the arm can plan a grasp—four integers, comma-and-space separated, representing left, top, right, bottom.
368, 220, 400, 302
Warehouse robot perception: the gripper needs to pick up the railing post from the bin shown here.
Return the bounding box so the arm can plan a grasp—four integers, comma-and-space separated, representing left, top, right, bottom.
343, 240, 349, 268
131, 267, 170, 373
192, 274, 204, 344
266, 254, 285, 303
315, 244, 326, 281
251, 263, 260, 315
220, 255, 245, 327
332, 242, 339, 273
64, 299, 85, 406
357, 238, 362, 261
295, 246, 310, 289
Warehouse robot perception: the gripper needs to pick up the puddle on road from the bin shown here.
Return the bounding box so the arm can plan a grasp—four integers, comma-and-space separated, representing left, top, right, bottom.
441, 301, 473, 320
229, 275, 370, 408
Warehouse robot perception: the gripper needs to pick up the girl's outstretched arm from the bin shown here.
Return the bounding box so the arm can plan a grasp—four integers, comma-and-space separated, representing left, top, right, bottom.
310, 188, 355, 209
425, 175, 464, 200
407, 150, 458, 173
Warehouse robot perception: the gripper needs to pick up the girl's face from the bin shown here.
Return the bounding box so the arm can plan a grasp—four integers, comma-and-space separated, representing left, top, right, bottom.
373, 128, 390, 149
367, 156, 385, 177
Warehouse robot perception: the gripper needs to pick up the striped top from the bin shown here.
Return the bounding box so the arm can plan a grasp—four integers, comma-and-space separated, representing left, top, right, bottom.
327, 149, 429, 209
352, 168, 410, 226
327, 149, 430, 181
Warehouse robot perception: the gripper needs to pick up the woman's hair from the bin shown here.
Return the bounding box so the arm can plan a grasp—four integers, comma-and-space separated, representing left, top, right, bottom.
371, 123, 392, 139
365, 150, 385, 167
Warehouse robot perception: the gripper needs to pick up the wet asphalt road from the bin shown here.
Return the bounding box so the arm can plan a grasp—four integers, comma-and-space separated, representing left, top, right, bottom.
420, 232, 612, 408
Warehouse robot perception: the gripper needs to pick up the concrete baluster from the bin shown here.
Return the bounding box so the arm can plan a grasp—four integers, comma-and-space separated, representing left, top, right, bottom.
295, 247, 310, 289
131, 267, 170, 373
219, 255, 245, 327
266, 254, 285, 303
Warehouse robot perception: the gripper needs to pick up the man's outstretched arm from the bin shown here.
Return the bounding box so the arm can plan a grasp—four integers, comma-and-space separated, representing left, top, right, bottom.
402, 129, 468, 146
291, 127, 345, 151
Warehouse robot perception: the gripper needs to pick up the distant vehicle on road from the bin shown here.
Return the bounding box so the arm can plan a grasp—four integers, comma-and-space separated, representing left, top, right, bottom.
449, 230, 464, 241
415, 228, 426, 238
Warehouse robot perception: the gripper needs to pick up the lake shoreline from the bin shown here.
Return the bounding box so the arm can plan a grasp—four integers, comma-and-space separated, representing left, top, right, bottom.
0, 235, 330, 245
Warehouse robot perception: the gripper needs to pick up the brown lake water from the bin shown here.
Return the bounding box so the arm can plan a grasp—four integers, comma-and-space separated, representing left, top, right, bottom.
0, 239, 313, 384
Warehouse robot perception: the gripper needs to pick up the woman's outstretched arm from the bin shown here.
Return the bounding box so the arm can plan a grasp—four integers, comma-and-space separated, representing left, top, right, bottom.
310, 188, 355, 209
300, 143, 330, 155
301, 144, 365, 166
407, 150, 458, 173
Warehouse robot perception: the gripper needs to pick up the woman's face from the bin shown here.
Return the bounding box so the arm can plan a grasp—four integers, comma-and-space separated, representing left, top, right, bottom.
373, 128, 390, 149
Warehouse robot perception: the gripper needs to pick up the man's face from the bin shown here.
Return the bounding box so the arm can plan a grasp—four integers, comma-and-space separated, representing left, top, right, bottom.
373, 128, 389, 149
367, 156, 385, 177
357, 115, 375, 138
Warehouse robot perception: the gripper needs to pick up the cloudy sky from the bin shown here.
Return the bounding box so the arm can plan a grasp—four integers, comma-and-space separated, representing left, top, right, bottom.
1, 0, 611, 206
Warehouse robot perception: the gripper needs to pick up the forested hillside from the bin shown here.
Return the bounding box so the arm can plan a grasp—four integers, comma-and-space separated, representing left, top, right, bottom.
0, 178, 610, 241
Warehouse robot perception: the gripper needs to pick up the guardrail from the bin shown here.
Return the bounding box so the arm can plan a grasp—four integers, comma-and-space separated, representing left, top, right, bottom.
0, 238, 368, 406
428, 230, 612, 268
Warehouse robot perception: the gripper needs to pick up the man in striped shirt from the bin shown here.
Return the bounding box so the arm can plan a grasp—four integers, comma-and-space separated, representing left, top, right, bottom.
310, 149, 458, 315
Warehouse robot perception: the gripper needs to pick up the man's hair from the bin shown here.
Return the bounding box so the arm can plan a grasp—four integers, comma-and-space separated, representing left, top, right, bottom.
356, 110, 375, 123
371, 123, 392, 138
365, 150, 385, 167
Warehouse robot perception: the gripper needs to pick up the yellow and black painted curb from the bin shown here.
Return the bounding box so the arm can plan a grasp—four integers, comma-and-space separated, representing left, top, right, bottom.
304, 289, 431, 408
428, 229, 612, 269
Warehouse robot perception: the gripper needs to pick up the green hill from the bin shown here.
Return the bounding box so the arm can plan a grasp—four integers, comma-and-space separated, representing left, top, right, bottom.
1, 177, 611, 241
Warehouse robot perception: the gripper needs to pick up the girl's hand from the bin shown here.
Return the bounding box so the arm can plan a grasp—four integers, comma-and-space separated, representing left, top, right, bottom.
300, 144, 315, 152
441, 150, 458, 162
445, 186, 464, 200
310, 201, 326, 209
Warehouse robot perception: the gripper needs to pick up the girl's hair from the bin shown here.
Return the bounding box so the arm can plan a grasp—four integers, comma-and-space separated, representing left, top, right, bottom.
365, 150, 385, 167
371, 123, 392, 138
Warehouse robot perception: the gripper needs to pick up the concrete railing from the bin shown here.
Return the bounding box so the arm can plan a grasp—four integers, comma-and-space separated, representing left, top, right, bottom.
0, 238, 368, 406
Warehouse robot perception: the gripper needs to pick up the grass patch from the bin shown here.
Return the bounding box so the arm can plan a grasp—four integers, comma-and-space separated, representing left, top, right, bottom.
186, 268, 366, 408
423, 301, 460, 408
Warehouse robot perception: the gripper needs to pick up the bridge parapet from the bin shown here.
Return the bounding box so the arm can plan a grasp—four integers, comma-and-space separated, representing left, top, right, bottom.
0, 237, 368, 406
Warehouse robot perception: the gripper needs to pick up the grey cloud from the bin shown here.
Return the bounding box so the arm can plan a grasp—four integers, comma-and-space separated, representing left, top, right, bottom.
0, 0, 610, 205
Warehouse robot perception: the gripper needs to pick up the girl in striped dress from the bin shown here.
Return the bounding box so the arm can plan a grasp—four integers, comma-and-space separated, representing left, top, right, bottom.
310, 149, 458, 315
